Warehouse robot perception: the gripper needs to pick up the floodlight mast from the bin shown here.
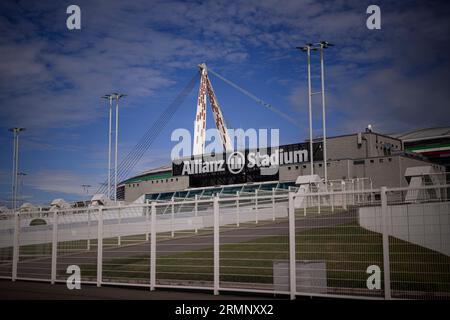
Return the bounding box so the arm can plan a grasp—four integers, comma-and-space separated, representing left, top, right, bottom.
17, 172, 27, 207
297, 44, 317, 175
103, 93, 126, 202
102, 94, 114, 200
113, 93, 126, 202
316, 41, 333, 188
9, 127, 25, 211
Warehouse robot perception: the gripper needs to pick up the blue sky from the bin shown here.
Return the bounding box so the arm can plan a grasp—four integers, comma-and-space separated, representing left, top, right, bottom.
1, 0, 449, 205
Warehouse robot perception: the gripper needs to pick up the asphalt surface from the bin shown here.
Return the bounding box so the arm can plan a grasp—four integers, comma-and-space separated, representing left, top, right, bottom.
0, 279, 274, 300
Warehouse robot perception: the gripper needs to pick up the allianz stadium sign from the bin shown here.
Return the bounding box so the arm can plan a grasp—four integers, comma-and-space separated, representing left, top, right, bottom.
172, 142, 323, 176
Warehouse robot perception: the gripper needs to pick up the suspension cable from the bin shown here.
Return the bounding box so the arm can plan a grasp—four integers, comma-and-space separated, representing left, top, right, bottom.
96, 72, 199, 195
208, 68, 300, 128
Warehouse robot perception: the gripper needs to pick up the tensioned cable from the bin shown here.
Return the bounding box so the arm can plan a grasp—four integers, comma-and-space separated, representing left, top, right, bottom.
108, 73, 198, 189
208, 68, 300, 128
98, 66, 300, 196
96, 73, 199, 196
98, 74, 197, 196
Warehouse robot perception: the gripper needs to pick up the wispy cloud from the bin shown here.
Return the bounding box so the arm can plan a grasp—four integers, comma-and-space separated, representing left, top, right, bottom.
1, 0, 449, 204
24, 169, 101, 196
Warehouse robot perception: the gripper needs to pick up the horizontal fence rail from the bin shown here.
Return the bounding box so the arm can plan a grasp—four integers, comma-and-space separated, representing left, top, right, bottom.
0, 185, 449, 299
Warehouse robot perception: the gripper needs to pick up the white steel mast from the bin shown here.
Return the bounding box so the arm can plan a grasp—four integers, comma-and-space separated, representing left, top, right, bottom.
193, 63, 232, 155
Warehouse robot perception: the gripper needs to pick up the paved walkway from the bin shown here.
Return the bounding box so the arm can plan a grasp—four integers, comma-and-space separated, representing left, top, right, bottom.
0, 279, 275, 300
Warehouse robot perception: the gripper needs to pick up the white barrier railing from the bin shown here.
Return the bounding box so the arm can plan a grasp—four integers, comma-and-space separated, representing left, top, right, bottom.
0, 185, 449, 300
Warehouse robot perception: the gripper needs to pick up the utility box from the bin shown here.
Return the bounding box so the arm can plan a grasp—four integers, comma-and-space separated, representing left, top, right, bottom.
273, 260, 327, 294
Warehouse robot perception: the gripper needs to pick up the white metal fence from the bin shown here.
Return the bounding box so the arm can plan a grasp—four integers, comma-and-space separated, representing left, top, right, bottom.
0, 185, 449, 299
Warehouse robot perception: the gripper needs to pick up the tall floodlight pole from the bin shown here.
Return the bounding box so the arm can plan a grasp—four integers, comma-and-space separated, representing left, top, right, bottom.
102, 94, 114, 199
9, 128, 25, 211
317, 41, 333, 188
18, 172, 27, 207
112, 93, 126, 202
297, 44, 317, 175
10, 131, 16, 210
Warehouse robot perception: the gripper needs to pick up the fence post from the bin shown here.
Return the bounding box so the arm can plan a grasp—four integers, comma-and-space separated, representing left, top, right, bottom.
96, 206, 103, 287
303, 193, 307, 216
12, 213, 19, 281
213, 196, 220, 295
118, 206, 121, 246
272, 188, 276, 221
360, 178, 363, 201
150, 202, 156, 291
87, 210, 91, 250
331, 189, 335, 213
352, 180, 356, 205
370, 180, 374, 203
356, 177, 360, 203
342, 181, 347, 210
255, 189, 258, 224
236, 191, 240, 227
317, 193, 321, 215
171, 197, 175, 238
288, 192, 296, 300
146, 200, 149, 241
51, 211, 58, 284
194, 195, 198, 234
380, 187, 391, 300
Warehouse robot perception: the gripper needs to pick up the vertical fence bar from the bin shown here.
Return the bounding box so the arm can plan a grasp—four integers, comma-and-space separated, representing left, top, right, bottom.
236, 191, 240, 227
288, 192, 296, 300
380, 186, 391, 300
146, 200, 149, 241
370, 180, 374, 203
96, 207, 103, 287
12, 213, 19, 281
255, 189, 258, 224
87, 209, 91, 250
342, 181, 347, 210
117, 207, 121, 246
213, 196, 219, 295
331, 189, 334, 213
352, 181, 355, 205
317, 193, 321, 215
361, 178, 365, 204
303, 193, 307, 216
51, 211, 58, 284
171, 198, 175, 238
194, 194, 198, 234
272, 188, 276, 221
150, 202, 156, 291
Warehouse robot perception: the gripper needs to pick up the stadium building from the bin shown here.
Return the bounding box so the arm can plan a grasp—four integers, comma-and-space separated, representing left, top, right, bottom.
119, 129, 445, 203
116, 65, 446, 203
392, 127, 450, 171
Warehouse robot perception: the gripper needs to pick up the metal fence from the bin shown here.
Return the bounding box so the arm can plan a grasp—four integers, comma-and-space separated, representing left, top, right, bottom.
0, 185, 449, 299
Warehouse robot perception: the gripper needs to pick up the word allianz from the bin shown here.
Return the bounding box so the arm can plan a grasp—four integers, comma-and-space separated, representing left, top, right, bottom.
181, 149, 308, 175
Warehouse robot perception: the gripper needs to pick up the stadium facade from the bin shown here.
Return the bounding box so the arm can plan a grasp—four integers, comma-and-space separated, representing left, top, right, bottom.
119, 129, 445, 203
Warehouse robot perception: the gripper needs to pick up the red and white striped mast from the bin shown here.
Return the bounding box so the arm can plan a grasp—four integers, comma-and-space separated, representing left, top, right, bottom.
193, 63, 232, 156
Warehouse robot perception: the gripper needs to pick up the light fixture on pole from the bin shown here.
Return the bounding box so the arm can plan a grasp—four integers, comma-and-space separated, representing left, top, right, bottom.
317, 41, 333, 188
297, 44, 317, 175
102, 94, 114, 200
8, 127, 25, 212
111, 92, 126, 202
